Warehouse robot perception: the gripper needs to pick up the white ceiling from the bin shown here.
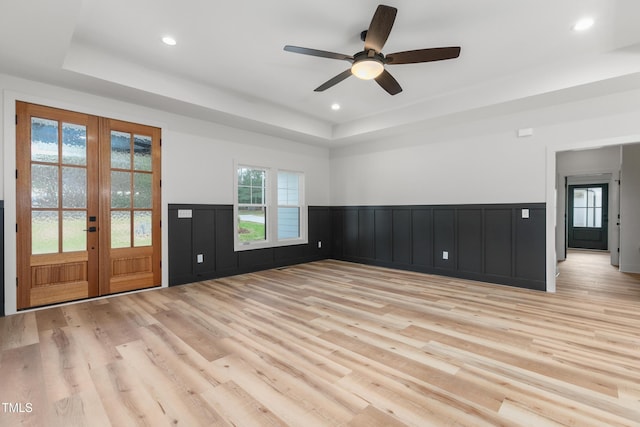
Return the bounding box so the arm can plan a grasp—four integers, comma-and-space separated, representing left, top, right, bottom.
1, 0, 640, 146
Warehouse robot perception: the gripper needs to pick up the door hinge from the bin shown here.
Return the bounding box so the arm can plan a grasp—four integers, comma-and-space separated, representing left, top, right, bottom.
16, 223, 18, 232
15, 169, 18, 179
15, 114, 18, 125
16, 278, 18, 288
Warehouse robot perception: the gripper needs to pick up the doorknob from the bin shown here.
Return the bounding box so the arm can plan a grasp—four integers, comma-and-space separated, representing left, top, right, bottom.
84, 226, 97, 232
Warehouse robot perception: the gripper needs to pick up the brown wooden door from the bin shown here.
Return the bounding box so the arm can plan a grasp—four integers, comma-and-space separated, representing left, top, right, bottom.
16, 102, 161, 309
99, 118, 161, 295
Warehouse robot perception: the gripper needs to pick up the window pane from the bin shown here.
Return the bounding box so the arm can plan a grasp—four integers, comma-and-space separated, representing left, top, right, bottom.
62, 123, 87, 165
111, 211, 131, 248
111, 171, 131, 208
111, 131, 131, 169
250, 170, 265, 186
251, 189, 264, 204
238, 206, 266, 242
32, 211, 59, 254
134, 211, 152, 247
237, 167, 266, 205
62, 167, 86, 208
591, 188, 602, 208
63, 211, 86, 252
238, 185, 251, 204
594, 207, 602, 228
32, 164, 59, 208
573, 189, 587, 208
133, 172, 152, 208
238, 168, 251, 186
278, 172, 299, 205
31, 117, 58, 163
133, 134, 152, 171
573, 207, 586, 227
278, 207, 300, 239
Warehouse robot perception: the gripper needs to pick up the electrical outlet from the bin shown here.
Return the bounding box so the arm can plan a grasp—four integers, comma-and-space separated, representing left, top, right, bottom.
197, 254, 204, 263
442, 251, 449, 260
318, 241, 322, 249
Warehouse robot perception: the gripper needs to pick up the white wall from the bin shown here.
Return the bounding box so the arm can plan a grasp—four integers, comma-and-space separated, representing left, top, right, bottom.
2, 73, 331, 315
556, 146, 622, 264
331, 89, 640, 206
331, 131, 545, 205
620, 144, 640, 273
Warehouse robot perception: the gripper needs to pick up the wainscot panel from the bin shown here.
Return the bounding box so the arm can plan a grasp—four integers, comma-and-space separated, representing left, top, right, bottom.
330, 204, 546, 291
168, 205, 331, 286
168, 203, 546, 291
1, 201, 4, 317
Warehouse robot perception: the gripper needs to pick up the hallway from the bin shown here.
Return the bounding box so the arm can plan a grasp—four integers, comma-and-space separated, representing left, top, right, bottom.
557, 249, 640, 300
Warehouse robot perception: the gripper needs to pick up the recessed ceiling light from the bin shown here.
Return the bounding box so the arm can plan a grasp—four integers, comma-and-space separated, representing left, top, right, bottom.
162, 36, 177, 46
572, 17, 594, 32
331, 103, 341, 111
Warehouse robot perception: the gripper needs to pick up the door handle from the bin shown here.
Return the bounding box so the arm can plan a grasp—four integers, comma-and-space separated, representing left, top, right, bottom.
84, 226, 97, 232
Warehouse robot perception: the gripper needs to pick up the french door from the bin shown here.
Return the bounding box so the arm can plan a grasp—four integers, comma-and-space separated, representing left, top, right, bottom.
16, 102, 161, 309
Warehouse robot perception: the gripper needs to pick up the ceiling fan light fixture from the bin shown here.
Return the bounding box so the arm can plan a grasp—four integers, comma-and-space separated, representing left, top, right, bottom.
351, 58, 384, 80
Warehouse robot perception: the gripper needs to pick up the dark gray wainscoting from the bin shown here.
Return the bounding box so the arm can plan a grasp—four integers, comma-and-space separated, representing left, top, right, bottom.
330, 204, 546, 291
168, 203, 546, 291
1, 201, 4, 317
168, 205, 331, 286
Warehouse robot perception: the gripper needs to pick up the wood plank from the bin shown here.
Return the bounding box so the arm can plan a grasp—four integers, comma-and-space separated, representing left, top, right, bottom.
0, 344, 50, 427
0, 312, 39, 351
1, 251, 639, 425
35, 307, 69, 332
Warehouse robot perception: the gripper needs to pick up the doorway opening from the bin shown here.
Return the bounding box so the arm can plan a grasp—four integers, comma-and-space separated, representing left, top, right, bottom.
567, 183, 608, 250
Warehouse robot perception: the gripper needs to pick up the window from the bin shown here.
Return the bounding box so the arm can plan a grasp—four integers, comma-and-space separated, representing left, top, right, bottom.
234, 164, 306, 250
278, 171, 301, 240
237, 167, 267, 243
573, 187, 603, 228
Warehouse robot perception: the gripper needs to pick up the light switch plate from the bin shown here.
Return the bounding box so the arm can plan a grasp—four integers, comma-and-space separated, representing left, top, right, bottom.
197, 254, 204, 263
522, 208, 530, 219
178, 209, 193, 219
443, 251, 449, 260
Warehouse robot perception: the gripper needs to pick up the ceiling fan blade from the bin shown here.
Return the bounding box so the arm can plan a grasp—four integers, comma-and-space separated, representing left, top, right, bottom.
386, 47, 461, 65
314, 69, 353, 92
375, 69, 402, 95
364, 5, 397, 52
284, 45, 353, 61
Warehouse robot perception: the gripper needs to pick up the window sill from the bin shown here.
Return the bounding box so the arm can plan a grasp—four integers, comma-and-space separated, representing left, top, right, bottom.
234, 238, 308, 252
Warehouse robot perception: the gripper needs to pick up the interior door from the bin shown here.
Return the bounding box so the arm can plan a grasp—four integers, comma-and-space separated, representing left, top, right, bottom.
16, 102, 161, 309
568, 184, 608, 250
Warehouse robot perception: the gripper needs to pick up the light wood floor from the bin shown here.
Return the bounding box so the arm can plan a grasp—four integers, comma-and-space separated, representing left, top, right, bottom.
1, 251, 640, 426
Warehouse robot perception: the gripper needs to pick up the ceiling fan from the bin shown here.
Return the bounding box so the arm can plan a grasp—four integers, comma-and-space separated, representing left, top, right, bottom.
284, 4, 461, 95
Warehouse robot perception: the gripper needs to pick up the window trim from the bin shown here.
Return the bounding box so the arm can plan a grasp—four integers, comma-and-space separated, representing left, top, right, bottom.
233, 162, 307, 251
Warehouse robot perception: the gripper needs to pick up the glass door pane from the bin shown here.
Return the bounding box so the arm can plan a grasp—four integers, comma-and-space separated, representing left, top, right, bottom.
109, 130, 154, 249
30, 118, 89, 254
